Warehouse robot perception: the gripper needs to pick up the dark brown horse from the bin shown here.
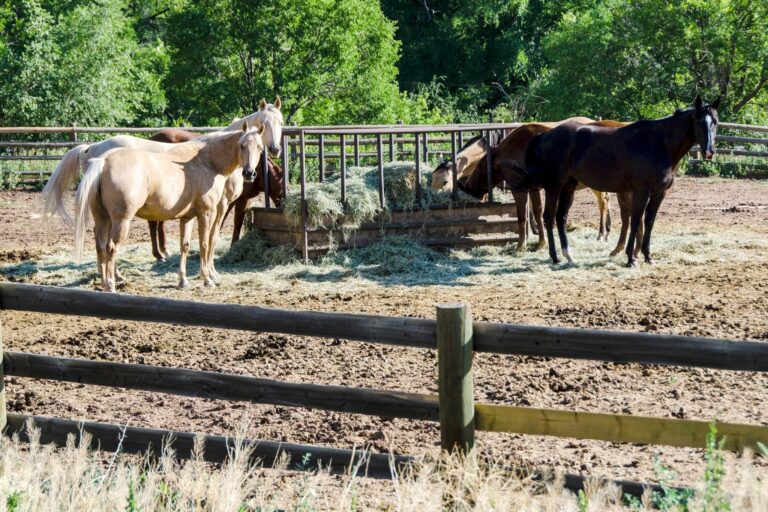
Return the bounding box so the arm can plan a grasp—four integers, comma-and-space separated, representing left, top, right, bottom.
518, 96, 720, 267
458, 121, 642, 255
147, 129, 285, 257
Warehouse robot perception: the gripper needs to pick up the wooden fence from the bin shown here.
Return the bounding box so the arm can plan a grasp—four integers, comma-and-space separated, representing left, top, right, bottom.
1, 282, 767, 488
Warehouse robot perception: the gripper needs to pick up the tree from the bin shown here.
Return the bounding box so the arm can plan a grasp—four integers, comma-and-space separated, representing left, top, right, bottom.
164, 0, 416, 125
0, 0, 168, 127
532, 0, 768, 122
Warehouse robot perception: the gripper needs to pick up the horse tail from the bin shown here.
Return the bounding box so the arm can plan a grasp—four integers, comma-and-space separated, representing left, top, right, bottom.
74, 157, 105, 264
507, 134, 546, 193
42, 143, 90, 227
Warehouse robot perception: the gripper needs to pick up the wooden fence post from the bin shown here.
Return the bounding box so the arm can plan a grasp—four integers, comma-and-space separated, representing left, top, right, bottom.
436, 304, 474, 453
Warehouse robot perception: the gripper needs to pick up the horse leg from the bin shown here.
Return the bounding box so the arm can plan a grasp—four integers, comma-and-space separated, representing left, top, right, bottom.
158, 221, 169, 259
592, 189, 606, 241
610, 191, 632, 256
178, 219, 194, 288
556, 179, 579, 264
231, 200, 247, 246
207, 200, 227, 284
530, 189, 546, 250
513, 192, 528, 252
640, 190, 666, 264
625, 188, 651, 268
148, 221, 164, 262
543, 186, 562, 264
605, 193, 612, 238
197, 211, 215, 287
105, 219, 131, 293
93, 209, 110, 291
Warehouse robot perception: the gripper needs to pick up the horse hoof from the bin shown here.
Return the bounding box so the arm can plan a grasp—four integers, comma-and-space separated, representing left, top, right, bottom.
178, 278, 190, 289
552, 258, 560, 265
626, 260, 637, 268
609, 250, 620, 257
204, 280, 216, 288
645, 257, 653, 265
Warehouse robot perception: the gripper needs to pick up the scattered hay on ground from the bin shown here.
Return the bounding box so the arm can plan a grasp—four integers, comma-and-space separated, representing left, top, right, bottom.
220, 229, 297, 266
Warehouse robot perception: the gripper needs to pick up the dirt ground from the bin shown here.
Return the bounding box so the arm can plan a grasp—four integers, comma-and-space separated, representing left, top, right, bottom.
1, 176, 768, 490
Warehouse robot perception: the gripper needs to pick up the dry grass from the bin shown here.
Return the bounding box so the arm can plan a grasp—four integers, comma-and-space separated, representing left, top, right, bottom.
3, 225, 768, 294
1, 420, 765, 511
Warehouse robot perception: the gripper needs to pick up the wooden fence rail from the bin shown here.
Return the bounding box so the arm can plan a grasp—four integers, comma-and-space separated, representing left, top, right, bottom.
1, 282, 768, 489
2, 283, 767, 372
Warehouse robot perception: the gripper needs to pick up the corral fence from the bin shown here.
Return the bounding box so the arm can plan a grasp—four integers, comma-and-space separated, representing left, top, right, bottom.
1, 120, 766, 185
1, 282, 767, 495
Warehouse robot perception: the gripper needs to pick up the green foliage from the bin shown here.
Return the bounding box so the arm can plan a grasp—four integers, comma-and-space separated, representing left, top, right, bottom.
533, 0, 768, 123
0, 0, 168, 127
164, 0, 415, 125
702, 424, 730, 512
6, 492, 21, 512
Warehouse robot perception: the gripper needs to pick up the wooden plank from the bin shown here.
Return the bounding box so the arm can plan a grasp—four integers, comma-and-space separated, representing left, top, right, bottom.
4, 414, 408, 478
0, 283, 437, 350
472, 322, 768, 372
720, 122, 768, 133
3, 351, 439, 421
475, 404, 768, 452
716, 134, 768, 145
437, 304, 475, 452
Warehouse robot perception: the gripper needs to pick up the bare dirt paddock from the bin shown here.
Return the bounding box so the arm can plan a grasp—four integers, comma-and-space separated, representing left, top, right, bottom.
1, 176, 768, 489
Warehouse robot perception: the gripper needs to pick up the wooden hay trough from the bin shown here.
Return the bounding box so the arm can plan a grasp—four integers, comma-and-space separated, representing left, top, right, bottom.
247, 202, 519, 258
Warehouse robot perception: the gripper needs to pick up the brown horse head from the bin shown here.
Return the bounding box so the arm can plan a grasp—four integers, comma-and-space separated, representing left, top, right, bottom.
459, 123, 551, 199
264, 157, 286, 207
692, 95, 720, 160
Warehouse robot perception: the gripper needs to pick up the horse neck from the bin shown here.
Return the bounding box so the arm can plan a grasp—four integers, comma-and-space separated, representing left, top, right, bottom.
659, 110, 696, 165
195, 132, 241, 174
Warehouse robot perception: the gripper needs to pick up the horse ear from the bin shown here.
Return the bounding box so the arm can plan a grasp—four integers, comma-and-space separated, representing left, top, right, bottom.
257, 124, 265, 135
693, 95, 703, 111
242, 121, 248, 132
274, 96, 282, 110
711, 96, 721, 110
259, 98, 267, 110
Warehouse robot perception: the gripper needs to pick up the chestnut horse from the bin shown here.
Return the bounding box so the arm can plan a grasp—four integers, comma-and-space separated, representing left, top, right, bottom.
73, 126, 264, 292
518, 96, 720, 266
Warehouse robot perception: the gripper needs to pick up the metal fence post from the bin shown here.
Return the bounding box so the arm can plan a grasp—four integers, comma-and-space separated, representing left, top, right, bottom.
436, 304, 474, 453
299, 130, 309, 264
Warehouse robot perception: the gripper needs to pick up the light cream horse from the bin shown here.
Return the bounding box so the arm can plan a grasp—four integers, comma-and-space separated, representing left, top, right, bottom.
431, 118, 613, 243
73, 125, 264, 292
43, 98, 284, 273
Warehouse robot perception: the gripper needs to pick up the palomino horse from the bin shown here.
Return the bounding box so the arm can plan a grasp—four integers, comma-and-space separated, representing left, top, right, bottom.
518, 96, 720, 267
73, 125, 265, 292
431, 118, 613, 248
43, 98, 284, 263
148, 129, 286, 253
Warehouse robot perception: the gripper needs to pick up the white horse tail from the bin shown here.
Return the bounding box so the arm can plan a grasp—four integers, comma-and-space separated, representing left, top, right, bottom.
74, 157, 105, 264
42, 143, 91, 227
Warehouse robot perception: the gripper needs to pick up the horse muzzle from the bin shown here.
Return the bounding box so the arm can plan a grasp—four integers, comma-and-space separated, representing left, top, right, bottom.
242, 167, 257, 182
269, 145, 281, 158
703, 149, 715, 160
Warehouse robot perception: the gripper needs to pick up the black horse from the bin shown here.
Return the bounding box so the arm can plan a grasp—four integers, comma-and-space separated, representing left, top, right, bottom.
514, 96, 720, 267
